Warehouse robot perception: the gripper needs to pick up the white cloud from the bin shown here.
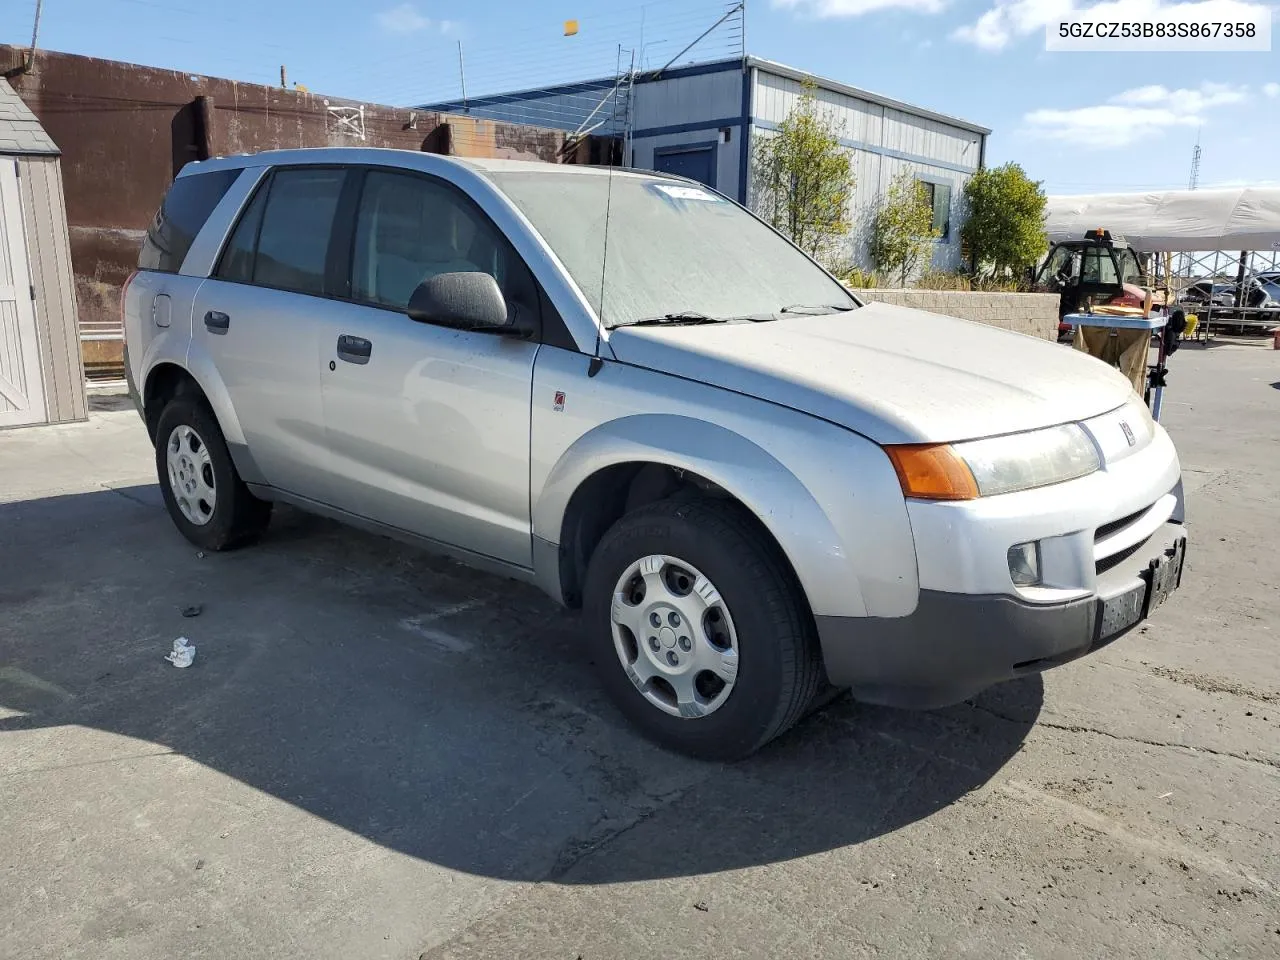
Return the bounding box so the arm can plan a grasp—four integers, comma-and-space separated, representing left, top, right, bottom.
955, 0, 1266, 50
773, 0, 948, 17
1265, 82, 1280, 98
1111, 81, 1249, 112
1022, 81, 1249, 148
377, 3, 434, 33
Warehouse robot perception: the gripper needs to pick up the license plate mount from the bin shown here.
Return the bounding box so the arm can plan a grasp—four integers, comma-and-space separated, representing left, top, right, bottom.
1097, 584, 1145, 641
1095, 535, 1186, 643
1143, 536, 1186, 618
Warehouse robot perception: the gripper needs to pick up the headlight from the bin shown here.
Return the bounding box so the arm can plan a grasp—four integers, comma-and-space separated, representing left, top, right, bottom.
885, 423, 1100, 500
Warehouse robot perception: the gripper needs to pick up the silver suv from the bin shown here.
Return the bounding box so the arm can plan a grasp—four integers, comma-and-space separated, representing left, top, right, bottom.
125, 148, 1187, 759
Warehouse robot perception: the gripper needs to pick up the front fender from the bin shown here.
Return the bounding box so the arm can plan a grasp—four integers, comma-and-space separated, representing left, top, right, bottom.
533, 413, 871, 619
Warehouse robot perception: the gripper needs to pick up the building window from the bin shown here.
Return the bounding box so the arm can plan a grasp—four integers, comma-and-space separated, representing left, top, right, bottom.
918, 179, 951, 241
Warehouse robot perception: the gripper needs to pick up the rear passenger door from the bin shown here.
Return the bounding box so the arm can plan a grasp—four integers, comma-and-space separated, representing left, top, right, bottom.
191, 166, 350, 503
316, 168, 540, 567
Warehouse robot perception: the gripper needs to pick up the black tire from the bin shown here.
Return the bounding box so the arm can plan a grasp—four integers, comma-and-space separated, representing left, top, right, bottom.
583, 498, 824, 761
154, 395, 271, 551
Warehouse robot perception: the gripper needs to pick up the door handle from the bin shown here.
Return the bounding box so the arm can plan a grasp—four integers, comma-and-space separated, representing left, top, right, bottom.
336, 334, 372, 365
204, 310, 230, 333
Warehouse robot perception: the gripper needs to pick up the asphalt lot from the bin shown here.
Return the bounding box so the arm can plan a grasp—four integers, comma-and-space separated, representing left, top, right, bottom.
2, 341, 1279, 960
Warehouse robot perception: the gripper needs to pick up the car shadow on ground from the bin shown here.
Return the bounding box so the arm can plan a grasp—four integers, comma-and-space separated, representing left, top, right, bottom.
0, 485, 1042, 884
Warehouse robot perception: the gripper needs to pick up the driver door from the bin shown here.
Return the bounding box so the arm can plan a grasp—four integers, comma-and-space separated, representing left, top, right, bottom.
317, 168, 542, 567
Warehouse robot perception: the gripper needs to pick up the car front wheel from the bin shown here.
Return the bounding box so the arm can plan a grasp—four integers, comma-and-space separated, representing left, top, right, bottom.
583, 498, 824, 761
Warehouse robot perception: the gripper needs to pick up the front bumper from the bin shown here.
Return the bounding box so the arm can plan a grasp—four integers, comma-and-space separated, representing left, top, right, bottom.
817, 520, 1187, 708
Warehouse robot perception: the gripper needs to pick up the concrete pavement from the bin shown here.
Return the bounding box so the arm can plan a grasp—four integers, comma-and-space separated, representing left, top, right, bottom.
1, 344, 1278, 959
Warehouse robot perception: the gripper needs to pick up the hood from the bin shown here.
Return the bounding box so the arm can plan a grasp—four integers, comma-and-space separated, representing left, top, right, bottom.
607, 301, 1135, 445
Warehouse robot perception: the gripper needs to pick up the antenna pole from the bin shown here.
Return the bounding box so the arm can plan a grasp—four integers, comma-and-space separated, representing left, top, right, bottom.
588, 45, 625, 376
25, 0, 43, 73
1187, 129, 1201, 191
458, 41, 468, 113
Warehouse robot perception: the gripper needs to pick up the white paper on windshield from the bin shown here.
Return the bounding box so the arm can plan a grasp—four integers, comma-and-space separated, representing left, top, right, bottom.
652, 184, 723, 202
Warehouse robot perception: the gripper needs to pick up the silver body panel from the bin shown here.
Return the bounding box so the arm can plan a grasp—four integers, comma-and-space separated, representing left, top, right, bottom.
528, 346, 919, 620
126, 149, 1185, 678
190, 278, 333, 501
315, 301, 538, 566
608, 305, 1136, 445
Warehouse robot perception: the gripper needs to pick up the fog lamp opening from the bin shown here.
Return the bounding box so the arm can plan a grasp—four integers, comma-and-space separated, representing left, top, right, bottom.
1008, 541, 1041, 586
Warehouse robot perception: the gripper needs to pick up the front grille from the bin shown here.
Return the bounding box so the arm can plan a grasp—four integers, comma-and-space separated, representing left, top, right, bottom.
1094, 500, 1159, 575
1096, 540, 1145, 575
1096, 505, 1150, 541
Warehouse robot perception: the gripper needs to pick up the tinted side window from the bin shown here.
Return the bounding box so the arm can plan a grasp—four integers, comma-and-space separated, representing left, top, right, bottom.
253, 168, 346, 296
138, 169, 240, 273
351, 170, 538, 325
215, 181, 269, 283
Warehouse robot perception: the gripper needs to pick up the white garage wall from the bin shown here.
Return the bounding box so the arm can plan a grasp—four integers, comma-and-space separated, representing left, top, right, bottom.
749, 66, 984, 275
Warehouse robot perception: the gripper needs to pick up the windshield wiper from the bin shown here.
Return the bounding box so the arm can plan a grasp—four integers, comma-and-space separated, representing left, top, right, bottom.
624, 311, 724, 327
779, 303, 857, 315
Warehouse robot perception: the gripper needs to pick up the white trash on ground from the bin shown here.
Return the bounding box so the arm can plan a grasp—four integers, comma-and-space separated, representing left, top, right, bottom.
165, 637, 196, 668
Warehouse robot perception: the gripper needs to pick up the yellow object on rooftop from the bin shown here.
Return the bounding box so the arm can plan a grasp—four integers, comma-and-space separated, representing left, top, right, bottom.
564, 20, 579, 36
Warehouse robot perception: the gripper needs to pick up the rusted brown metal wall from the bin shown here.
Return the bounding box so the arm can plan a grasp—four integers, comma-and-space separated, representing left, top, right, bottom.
0, 45, 574, 369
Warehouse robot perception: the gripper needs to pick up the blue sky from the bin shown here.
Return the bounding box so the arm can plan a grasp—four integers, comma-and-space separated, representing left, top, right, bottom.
7, 0, 1278, 194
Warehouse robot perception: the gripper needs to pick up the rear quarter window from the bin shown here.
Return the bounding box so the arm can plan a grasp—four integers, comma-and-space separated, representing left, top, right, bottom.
138, 168, 241, 273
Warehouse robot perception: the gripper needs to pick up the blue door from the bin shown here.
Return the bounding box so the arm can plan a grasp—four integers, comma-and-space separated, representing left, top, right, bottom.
654, 146, 716, 188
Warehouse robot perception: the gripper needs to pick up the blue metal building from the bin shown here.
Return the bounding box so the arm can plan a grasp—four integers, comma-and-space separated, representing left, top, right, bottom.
420, 55, 991, 271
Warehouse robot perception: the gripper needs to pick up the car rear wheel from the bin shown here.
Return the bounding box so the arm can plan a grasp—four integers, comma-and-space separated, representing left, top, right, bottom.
583, 498, 823, 761
155, 396, 271, 551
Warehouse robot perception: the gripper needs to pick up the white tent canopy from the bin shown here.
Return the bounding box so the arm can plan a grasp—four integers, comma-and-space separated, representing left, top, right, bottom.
1044, 188, 1280, 253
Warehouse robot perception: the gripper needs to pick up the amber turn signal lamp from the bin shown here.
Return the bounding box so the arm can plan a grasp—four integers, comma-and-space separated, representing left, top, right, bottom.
884, 444, 980, 501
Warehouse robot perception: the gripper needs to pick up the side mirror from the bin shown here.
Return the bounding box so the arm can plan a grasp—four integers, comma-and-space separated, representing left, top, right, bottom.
407, 272, 512, 332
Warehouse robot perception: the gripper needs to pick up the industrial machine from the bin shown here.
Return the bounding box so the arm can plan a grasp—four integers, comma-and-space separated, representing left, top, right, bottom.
1031, 229, 1151, 342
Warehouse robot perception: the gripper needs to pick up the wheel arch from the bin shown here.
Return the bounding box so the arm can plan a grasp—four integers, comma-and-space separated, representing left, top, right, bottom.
531, 414, 867, 618
141, 355, 258, 483
142, 362, 204, 443
181, 341, 247, 447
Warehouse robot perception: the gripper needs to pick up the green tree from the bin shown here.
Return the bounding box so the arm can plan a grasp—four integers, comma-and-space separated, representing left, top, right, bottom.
751, 81, 855, 264
960, 162, 1048, 280
870, 171, 939, 287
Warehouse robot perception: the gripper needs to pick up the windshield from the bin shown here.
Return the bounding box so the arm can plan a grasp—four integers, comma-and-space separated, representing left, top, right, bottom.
486, 170, 856, 328
1115, 248, 1143, 285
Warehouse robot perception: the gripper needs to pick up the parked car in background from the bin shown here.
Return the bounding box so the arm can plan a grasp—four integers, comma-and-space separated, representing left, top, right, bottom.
1177, 281, 1236, 309
1178, 278, 1280, 320
124, 149, 1189, 759
1244, 278, 1280, 309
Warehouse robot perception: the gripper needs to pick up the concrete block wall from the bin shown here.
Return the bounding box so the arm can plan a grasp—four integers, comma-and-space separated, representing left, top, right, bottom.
853, 290, 1059, 341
